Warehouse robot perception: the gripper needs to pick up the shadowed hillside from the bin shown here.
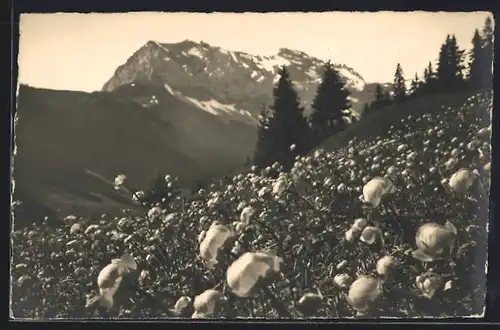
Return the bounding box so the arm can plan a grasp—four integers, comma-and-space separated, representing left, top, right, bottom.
14, 86, 254, 221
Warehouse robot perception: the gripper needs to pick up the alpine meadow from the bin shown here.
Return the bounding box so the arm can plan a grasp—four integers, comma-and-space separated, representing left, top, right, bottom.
11, 12, 494, 319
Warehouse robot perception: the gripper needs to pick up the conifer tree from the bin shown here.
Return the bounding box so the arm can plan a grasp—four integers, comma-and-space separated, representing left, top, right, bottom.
436, 34, 465, 93
468, 29, 484, 90
310, 61, 351, 142
372, 84, 385, 109
393, 63, 407, 102
253, 66, 312, 171
423, 61, 437, 94
481, 16, 494, 88
409, 73, 421, 97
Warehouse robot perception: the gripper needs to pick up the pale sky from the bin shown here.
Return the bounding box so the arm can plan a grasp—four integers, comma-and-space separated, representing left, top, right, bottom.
18, 12, 492, 92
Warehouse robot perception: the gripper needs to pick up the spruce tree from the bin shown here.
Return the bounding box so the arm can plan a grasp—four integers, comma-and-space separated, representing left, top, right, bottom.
310, 61, 351, 142
253, 66, 312, 171
423, 62, 437, 95
436, 34, 465, 93
481, 16, 494, 88
372, 84, 385, 109
393, 63, 407, 102
468, 29, 484, 90
449, 35, 466, 91
409, 73, 420, 97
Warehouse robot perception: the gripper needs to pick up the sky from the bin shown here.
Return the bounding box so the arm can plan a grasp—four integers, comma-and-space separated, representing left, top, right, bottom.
18, 11, 493, 92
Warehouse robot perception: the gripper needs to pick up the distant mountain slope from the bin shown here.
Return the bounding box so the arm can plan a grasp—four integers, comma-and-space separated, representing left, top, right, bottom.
12, 85, 256, 222
102, 40, 369, 116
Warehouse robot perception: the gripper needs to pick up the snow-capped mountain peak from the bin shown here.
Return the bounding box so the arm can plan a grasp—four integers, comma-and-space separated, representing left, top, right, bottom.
102, 40, 368, 122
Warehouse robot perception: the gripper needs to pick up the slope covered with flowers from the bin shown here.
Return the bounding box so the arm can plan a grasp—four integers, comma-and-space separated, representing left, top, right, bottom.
11, 91, 492, 319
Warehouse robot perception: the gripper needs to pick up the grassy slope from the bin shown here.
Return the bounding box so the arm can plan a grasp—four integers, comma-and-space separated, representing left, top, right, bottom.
13, 86, 206, 224
319, 91, 486, 152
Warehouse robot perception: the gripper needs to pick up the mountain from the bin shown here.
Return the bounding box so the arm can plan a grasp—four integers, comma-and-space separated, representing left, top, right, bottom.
102, 40, 369, 118
13, 40, 383, 223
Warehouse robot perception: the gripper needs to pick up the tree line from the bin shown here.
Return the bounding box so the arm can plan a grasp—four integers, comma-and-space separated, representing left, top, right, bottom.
253, 17, 494, 172
253, 60, 353, 172
364, 17, 494, 115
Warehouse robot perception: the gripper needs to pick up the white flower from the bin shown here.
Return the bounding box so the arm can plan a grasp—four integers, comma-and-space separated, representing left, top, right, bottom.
416, 272, 443, 299
448, 168, 479, 193
412, 221, 457, 262
114, 174, 127, 190
397, 144, 407, 153
444, 157, 459, 171
193, 289, 226, 316
63, 215, 78, 223
345, 228, 359, 242
257, 187, 271, 198
17, 275, 30, 286
197, 230, 207, 244
477, 126, 491, 137
352, 218, 368, 232
132, 190, 144, 204
95, 254, 137, 308
226, 251, 283, 298
334, 273, 352, 289
240, 206, 256, 225
272, 177, 287, 196
147, 207, 163, 222
191, 311, 207, 319
70, 223, 83, 235
236, 201, 246, 211
173, 296, 193, 316
359, 226, 380, 245
199, 224, 236, 269
386, 166, 398, 177
362, 177, 394, 208
296, 292, 323, 315
231, 241, 243, 255
234, 221, 247, 234
376, 256, 400, 276
138, 270, 149, 285
346, 276, 382, 313
84, 224, 99, 235
336, 260, 348, 270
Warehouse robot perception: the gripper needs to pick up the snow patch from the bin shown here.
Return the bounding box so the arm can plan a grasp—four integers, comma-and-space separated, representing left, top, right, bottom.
255, 55, 291, 73
306, 66, 319, 80
185, 97, 239, 116
251, 71, 259, 78
182, 64, 193, 76
257, 76, 265, 83
337, 68, 365, 91
164, 57, 170, 62
229, 52, 238, 63
187, 47, 204, 59
151, 41, 170, 53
